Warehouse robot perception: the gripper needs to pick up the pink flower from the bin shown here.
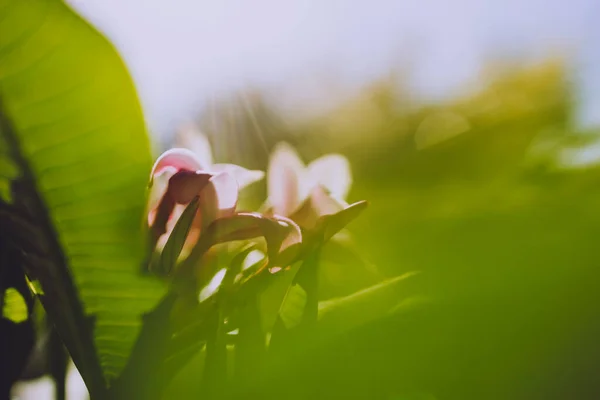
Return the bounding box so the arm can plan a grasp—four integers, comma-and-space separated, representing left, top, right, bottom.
147, 148, 239, 256
175, 124, 265, 189
266, 142, 353, 229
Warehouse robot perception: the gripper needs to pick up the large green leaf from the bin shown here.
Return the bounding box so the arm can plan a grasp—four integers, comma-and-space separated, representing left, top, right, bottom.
0, 0, 164, 390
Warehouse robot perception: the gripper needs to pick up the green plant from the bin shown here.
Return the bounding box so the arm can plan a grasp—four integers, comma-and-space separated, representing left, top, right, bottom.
0, 2, 419, 398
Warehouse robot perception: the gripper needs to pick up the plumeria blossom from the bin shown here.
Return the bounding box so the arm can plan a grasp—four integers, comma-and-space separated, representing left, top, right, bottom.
147, 147, 303, 278
176, 123, 265, 190
147, 148, 239, 257
266, 142, 355, 230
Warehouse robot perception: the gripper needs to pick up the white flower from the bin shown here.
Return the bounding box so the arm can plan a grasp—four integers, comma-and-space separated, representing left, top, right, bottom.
266, 142, 352, 223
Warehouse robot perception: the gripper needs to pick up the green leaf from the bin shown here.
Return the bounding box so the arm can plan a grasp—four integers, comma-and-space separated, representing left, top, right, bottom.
0, 235, 36, 395
257, 263, 301, 333
267, 249, 321, 351
177, 212, 301, 282
157, 196, 200, 275
108, 293, 177, 400
317, 200, 368, 242
279, 284, 307, 329
0, 0, 164, 390
316, 271, 429, 339
205, 213, 296, 260
2, 287, 27, 323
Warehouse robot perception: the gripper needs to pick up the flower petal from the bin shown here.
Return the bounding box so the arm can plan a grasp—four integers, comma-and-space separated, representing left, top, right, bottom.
267, 142, 306, 216
211, 163, 265, 189
275, 216, 302, 247
147, 166, 177, 225
288, 197, 320, 229
288, 186, 347, 229
150, 148, 205, 178
307, 154, 352, 200
209, 172, 238, 217
195, 172, 239, 233
309, 185, 347, 216
168, 170, 213, 204
175, 124, 214, 167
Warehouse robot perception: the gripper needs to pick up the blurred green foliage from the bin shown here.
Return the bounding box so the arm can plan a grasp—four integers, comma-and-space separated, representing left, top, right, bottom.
190, 60, 600, 399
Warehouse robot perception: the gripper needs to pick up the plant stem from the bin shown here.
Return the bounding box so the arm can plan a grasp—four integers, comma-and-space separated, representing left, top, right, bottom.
269, 245, 322, 353
295, 246, 321, 326
48, 324, 68, 400
234, 296, 266, 386
201, 309, 227, 399
108, 293, 177, 400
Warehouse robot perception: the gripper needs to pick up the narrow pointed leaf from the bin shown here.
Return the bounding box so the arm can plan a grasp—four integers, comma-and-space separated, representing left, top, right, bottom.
316, 271, 428, 340
157, 196, 200, 275
318, 200, 369, 242
182, 212, 301, 275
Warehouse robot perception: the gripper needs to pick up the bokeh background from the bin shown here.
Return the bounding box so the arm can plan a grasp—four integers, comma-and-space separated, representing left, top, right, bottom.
19, 1, 600, 398
69, 0, 600, 135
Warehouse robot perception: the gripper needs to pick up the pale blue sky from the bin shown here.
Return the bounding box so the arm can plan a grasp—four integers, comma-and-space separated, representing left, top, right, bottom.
68, 0, 599, 137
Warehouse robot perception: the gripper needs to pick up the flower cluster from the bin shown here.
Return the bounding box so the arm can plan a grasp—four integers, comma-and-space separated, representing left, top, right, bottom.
145, 127, 367, 289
